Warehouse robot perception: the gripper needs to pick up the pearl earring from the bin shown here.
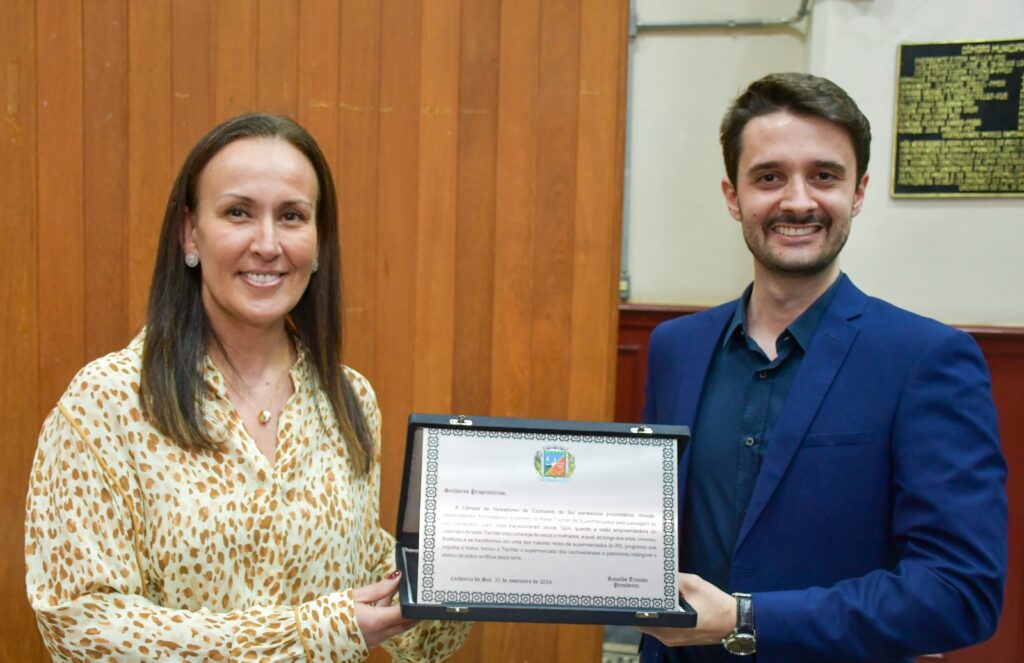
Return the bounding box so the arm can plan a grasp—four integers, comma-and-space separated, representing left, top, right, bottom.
185, 253, 199, 268
311, 258, 319, 274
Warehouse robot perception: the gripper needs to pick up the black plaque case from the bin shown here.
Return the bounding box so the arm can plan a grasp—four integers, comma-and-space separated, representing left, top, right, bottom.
395, 413, 696, 627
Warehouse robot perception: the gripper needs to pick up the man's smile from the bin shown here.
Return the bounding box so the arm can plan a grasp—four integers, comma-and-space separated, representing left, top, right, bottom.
772, 225, 820, 237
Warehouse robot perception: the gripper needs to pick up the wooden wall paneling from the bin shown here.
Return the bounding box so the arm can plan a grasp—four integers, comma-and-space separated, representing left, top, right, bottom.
560, 80, 610, 663
450, 0, 500, 415
527, 0, 580, 421
375, 0, 422, 532
0, 2, 45, 658
83, 0, 130, 360
558, 624, 609, 663
566, 0, 627, 422
488, 0, 541, 419
442, 7, 503, 660
171, 0, 214, 166
214, 0, 258, 118
295, 0, 344, 366
36, 0, 85, 417
411, 0, 461, 416
465, 4, 545, 657
486, 0, 602, 660
615, 306, 692, 422
256, 0, 298, 116
5, 2, 631, 660
296, 0, 340, 167
127, 0, 173, 330
336, 0, 380, 381
615, 339, 643, 423
478, 623, 546, 663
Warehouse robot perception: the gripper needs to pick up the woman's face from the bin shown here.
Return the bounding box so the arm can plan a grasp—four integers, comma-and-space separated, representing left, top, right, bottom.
183, 137, 319, 335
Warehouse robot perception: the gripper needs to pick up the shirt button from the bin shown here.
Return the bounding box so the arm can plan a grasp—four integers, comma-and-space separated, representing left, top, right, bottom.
745, 437, 756, 447
758, 371, 768, 379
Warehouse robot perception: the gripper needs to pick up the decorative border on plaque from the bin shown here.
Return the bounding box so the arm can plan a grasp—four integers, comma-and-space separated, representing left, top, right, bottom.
419, 427, 678, 610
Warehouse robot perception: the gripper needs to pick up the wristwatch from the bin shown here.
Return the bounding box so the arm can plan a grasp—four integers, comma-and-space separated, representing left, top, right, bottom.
722, 592, 756, 655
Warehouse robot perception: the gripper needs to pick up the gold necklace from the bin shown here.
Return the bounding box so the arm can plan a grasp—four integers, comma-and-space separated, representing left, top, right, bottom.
223, 362, 293, 425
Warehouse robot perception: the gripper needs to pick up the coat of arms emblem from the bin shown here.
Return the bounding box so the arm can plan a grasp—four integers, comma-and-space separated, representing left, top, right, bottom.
534, 446, 575, 480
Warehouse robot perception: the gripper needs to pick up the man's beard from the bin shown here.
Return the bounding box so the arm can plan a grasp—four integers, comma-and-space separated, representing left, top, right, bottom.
743, 210, 849, 276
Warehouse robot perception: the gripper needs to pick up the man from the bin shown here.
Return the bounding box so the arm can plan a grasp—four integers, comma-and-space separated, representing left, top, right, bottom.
637, 73, 1007, 662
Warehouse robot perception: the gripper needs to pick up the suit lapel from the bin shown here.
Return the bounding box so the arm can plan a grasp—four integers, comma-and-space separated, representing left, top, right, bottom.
734, 276, 868, 550
673, 304, 734, 428
673, 304, 734, 508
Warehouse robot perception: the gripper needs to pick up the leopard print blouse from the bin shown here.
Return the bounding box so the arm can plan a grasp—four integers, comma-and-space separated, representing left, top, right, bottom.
25, 334, 471, 661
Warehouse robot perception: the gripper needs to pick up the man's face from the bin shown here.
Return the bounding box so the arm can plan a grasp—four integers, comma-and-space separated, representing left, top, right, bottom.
721, 111, 868, 278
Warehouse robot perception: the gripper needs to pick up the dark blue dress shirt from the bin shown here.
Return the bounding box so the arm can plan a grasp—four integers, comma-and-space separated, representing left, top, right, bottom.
675, 278, 840, 662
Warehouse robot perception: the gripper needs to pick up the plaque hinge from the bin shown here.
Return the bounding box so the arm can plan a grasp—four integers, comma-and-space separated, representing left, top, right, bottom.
446, 606, 470, 614
449, 415, 473, 426
635, 611, 658, 619
631, 425, 654, 434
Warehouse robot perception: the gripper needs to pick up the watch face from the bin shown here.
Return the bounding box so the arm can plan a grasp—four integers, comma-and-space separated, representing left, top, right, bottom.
723, 632, 757, 655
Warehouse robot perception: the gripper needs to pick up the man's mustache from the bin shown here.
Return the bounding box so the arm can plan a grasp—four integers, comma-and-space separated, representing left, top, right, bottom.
765, 211, 830, 228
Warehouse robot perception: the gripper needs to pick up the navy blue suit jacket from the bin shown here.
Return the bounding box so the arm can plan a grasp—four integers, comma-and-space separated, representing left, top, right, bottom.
640, 275, 1006, 662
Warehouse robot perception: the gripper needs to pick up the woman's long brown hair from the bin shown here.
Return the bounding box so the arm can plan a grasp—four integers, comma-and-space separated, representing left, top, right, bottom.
139, 113, 372, 471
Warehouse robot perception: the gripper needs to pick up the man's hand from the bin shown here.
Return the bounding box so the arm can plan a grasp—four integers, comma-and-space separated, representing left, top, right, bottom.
636, 573, 737, 647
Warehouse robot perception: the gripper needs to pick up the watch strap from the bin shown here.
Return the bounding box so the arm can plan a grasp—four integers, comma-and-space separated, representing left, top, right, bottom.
722, 592, 756, 655
735, 592, 754, 631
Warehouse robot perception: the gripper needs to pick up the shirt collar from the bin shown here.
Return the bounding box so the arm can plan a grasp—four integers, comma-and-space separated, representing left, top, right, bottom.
722, 284, 754, 350
723, 274, 844, 352
788, 276, 842, 350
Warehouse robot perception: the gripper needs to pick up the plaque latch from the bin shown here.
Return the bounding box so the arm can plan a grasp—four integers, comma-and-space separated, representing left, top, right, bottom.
449, 415, 473, 426
631, 425, 654, 434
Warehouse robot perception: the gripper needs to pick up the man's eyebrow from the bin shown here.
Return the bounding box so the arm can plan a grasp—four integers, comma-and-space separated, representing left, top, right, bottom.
814, 160, 848, 175
744, 160, 850, 177
745, 161, 782, 176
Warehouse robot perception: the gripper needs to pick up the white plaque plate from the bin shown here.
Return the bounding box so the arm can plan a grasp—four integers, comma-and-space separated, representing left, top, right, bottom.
417, 427, 679, 611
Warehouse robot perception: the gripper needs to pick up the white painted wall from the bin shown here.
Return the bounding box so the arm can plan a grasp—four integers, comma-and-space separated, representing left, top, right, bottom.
626, 0, 1024, 326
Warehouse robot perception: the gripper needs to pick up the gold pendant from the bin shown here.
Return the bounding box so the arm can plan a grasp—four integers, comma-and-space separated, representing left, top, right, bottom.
257, 409, 272, 425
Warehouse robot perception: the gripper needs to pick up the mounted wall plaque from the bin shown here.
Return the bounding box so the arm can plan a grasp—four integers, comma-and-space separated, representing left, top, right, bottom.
892, 38, 1024, 198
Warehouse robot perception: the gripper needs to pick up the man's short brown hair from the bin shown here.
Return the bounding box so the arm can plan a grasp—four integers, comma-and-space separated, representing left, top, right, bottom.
720, 73, 871, 185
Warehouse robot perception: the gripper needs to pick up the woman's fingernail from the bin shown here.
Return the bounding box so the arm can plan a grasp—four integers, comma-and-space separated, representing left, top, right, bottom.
387, 570, 402, 580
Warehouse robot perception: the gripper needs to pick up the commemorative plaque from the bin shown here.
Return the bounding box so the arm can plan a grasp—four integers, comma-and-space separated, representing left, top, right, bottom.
893, 38, 1024, 197
395, 414, 695, 627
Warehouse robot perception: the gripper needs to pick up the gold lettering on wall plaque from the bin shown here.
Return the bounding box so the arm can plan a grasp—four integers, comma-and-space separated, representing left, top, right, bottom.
892, 38, 1024, 198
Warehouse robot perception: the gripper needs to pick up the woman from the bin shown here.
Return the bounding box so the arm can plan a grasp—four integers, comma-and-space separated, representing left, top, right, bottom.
25, 113, 470, 661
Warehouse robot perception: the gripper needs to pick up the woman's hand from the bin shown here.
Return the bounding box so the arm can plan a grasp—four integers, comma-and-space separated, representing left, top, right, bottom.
353, 571, 417, 649
636, 573, 736, 647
